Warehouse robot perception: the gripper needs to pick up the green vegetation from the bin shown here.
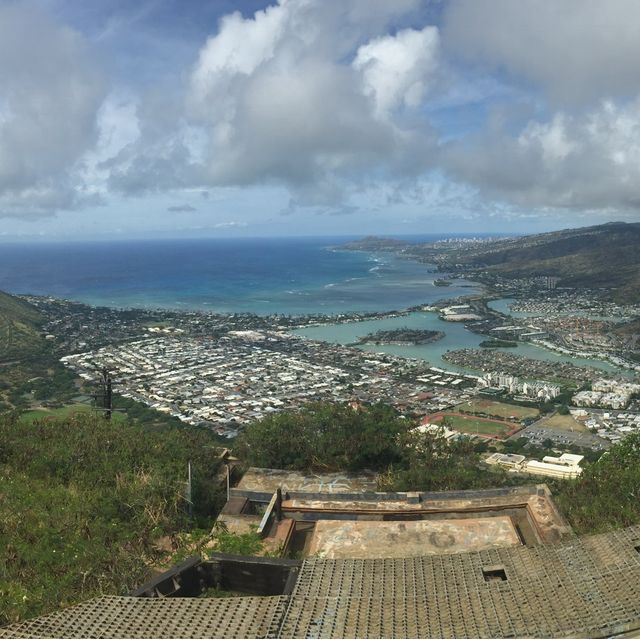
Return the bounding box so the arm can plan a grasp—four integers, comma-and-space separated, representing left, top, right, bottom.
2, 398, 639, 624
212, 528, 265, 556
0, 291, 44, 362
236, 403, 519, 490
479, 339, 518, 348
238, 402, 640, 536
345, 222, 640, 302
0, 291, 80, 414
555, 433, 640, 534
378, 428, 524, 493
0, 413, 225, 624
355, 328, 444, 345
111, 394, 190, 430
236, 402, 406, 472
169, 525, 266, 566
0, 289, 192, 432
18, 403, 117, 424
440, 222, 640, 303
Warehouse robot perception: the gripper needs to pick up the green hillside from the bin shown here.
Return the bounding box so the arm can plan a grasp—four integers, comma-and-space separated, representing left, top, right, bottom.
0, 412, 225, 624
453, 222, 640, 296
343, 222, 640, 302
0, 291, 77, 412
0, 291, 44, 362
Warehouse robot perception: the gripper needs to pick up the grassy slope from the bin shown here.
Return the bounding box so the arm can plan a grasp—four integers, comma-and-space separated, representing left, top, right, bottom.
0, 290, 75, 412
0, 413, 225, 624
435, 413, 515, 437
535, 413, 589, 433
614, 318, 640, 335
0, 291, 44, 362
18, 404, 128, 424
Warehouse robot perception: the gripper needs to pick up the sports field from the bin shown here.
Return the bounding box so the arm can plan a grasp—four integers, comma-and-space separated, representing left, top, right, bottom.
455, 399, 539, 421
428, 412, 520, 439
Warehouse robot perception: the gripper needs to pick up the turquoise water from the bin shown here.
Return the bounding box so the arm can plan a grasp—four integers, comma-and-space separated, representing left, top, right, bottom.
487, 298, 534, 319
0, 237, 480, 315
292, 311, 625, 375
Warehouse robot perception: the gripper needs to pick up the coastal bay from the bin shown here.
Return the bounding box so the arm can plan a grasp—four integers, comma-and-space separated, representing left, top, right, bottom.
291, 311, 625, 376
0, 236, 630, 379
0, 236, 480, 315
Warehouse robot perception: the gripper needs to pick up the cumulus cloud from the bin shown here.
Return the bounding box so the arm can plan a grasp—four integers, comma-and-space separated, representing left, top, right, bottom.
178, 0, 440, 203
354, 26, 439, 117
100, 0, 445, 208
7, 0, 637, 228
444, 99, 640, 211
443, 0, 640, 105
0, 3, 107, 216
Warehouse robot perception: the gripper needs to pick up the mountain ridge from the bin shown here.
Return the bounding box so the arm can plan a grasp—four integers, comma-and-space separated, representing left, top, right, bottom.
343, 222, 640, 302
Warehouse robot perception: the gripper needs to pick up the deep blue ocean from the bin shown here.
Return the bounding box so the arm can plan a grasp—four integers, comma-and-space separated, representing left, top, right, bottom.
0, 236, 481, 314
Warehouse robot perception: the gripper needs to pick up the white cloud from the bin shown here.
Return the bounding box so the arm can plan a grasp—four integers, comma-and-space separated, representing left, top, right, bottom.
443, 0, 640, 105
213, 221, 248, 229
178, 0, 440, 205
354, 26, 439, 117
80, 93, 140, 194
189, 7, 287, 120
518, 114, 576, 165
445, 98, 640, 211
0, 3, 108, 216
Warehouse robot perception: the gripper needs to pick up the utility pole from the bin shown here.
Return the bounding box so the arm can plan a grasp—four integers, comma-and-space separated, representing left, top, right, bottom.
103, 368, 113, 420
186, 461, 193, 521
92, 367, 126, 421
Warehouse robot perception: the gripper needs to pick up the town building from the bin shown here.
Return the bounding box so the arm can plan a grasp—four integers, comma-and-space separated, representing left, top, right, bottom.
486, 452, 584, 479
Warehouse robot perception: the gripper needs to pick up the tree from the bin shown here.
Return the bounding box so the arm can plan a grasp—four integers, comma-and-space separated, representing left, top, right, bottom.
235, 402, 408, 472
554, 433, 640, 534
378, 430, 520, 493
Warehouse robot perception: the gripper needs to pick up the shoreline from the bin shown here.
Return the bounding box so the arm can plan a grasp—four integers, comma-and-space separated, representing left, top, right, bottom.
17, 245, 485, 325
14, 240, 637, 378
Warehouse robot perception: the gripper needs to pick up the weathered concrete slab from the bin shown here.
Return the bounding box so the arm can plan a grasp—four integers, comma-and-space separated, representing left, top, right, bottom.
236, 467, 378, 495
307, 516, 520, 559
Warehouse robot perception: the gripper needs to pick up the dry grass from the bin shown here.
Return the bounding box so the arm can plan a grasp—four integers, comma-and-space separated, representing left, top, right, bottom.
535, 413, 589, 433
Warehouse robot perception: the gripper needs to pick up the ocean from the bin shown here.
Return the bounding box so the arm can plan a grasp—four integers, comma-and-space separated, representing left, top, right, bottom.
0, 236, 479, 314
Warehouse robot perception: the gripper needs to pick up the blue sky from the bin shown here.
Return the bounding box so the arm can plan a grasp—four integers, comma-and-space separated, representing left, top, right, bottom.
1, 0, 639, 240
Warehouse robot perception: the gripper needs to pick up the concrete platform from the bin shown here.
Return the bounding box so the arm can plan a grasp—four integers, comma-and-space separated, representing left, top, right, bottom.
236, 467, 378, 495
307, 515, 521, 559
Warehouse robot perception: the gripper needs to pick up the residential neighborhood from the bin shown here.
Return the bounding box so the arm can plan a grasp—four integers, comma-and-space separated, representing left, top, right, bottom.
61, 330, 477, 437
